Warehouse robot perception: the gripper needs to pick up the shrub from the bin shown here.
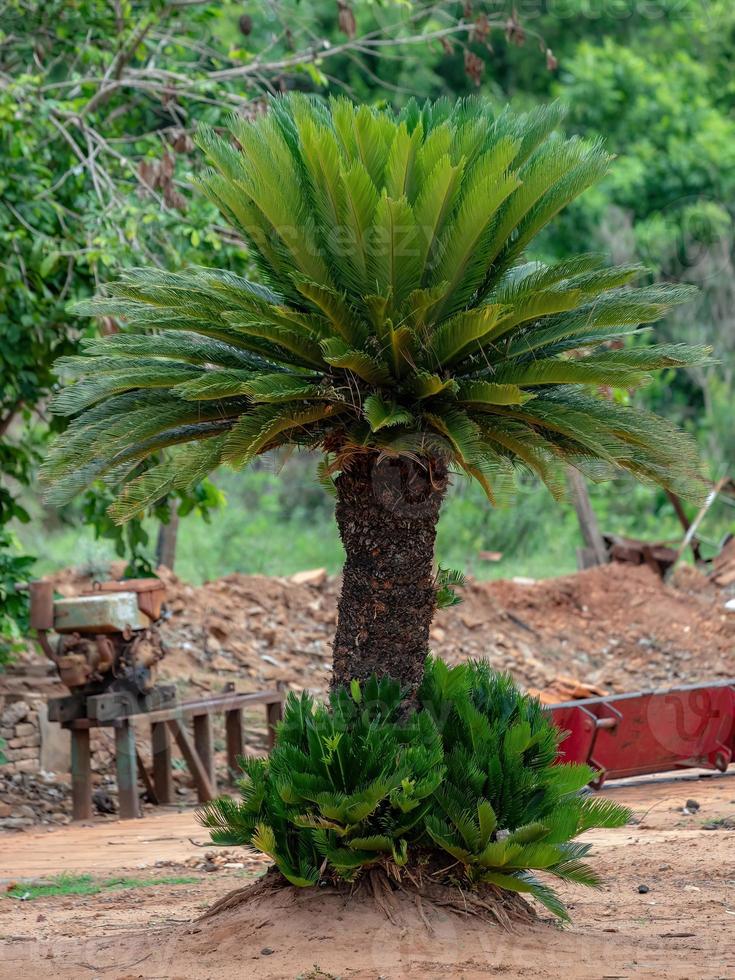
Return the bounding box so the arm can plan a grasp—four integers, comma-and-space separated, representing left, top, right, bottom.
200, 659, 629, 920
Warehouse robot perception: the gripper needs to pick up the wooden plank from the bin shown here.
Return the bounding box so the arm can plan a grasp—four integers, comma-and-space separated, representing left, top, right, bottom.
193, 713, 216, 792
673, 476, 728, 567
70, 728, 92, 821
225, 708, 243, 783
64, 690, 284, 729
266, 698, 283, 750
136, 749, 158, 805
50, 694, 87, 725
115, 720, 139, 820
165, 719, 215, 803
151, 720, 174, 804
139, 689, 281, 725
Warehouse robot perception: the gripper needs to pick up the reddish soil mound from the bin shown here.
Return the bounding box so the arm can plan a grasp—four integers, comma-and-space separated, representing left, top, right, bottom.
29, 560, 735, 699
32, 852, 720, 980
151, 561, 734, 699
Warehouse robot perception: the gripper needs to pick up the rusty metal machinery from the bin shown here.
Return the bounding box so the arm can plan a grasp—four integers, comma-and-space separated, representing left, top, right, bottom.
548, 679, 735, 784
29, 578, 176, 723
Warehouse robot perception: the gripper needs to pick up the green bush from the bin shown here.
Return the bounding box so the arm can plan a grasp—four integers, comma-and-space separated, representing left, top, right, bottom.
200, 658, 629, 920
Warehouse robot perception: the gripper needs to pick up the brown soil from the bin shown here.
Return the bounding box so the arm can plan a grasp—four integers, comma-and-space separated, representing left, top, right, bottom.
24, 559, 735, 702
129, 561, 735, 696
1, 772, 735, 979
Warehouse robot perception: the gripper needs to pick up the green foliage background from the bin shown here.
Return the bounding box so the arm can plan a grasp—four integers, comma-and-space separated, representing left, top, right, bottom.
2, 0, 734, 599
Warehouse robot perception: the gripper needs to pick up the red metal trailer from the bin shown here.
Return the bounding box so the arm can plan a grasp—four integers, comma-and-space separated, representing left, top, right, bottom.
548, 679, 735, 785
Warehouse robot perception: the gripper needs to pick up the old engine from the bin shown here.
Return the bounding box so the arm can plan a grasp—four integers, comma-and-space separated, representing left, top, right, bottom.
30, 578, 175, 720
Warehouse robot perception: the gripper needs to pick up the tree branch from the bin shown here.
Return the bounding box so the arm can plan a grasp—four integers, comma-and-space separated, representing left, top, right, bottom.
0, 401, 23, 439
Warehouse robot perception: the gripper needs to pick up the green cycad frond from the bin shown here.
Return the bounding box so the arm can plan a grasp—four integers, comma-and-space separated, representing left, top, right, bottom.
45, 95, 704, 516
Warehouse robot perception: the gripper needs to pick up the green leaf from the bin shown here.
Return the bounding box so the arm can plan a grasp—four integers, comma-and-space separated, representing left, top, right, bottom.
422, 305, 504, 368
457, 381, 534, 407
320, 338, 391, 385
363, 394, 413, 432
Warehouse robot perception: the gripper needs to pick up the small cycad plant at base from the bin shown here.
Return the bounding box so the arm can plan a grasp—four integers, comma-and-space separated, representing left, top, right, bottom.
199, 657, 630, 922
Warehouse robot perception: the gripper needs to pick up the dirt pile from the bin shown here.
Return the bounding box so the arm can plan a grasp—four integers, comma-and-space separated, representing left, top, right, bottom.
711, 535, 735, 587
152, 561, 735, 698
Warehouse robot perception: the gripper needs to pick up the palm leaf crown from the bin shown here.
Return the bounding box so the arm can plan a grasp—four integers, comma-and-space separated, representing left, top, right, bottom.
43, 95, 706, 519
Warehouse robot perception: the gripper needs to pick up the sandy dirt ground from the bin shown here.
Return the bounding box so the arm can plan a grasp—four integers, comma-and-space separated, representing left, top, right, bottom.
1, 771, 734, 980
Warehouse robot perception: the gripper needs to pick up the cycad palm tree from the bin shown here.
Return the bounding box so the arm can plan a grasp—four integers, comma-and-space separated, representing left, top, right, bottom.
43, 95, 704, 698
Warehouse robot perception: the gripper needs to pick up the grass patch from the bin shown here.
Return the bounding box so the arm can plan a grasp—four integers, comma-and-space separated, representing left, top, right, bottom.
5, 872, 199, 900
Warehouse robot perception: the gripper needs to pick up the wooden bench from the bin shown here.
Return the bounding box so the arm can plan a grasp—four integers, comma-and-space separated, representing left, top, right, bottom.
63, 688, 285, 821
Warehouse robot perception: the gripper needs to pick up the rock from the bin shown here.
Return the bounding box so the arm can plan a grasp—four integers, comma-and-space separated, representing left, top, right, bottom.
13, 723, 36, 738
12, 759, 39, 772
6, 746, 38, 762
290, 568, 327, 587
460, 612, 486, 630
8, 734, 41, 749
685, 798, 700, 812
93, 789, 117, 814
638, 884, 650, 894
1, 701, 29, 727
260, 948, 275, 956
208, 622, 230, 641
0, 817, 33, 829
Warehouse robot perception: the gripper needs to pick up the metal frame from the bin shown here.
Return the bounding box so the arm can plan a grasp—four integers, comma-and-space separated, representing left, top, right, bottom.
547, 679, 735, 786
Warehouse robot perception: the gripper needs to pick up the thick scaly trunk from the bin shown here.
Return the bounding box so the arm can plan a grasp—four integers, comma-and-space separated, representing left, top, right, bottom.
331, 453, 448, 698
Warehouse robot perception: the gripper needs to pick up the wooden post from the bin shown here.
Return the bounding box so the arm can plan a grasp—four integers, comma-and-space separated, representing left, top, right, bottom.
29, 581, 55, 631
193, 713, 216, 791
225, 708, 243, 783
665, 490, 703, 563
567, 468, 608, 568
136, 750, 158, 805
151, 720, 174, 804
166, 719, 215, 802
266, 698, 283, 750
115, 720, 139, 819
70, 728, 92, 821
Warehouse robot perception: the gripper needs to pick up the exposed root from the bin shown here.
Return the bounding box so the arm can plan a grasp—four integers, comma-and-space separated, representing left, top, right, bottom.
196, 868, 286, 922
395, 877, 531, 933
414, 891, 434, 935
197, 863, 535, 933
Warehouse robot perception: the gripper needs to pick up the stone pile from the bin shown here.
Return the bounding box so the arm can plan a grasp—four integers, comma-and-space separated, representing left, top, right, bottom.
1, 699, 41, 775
0, 769, 71, 830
